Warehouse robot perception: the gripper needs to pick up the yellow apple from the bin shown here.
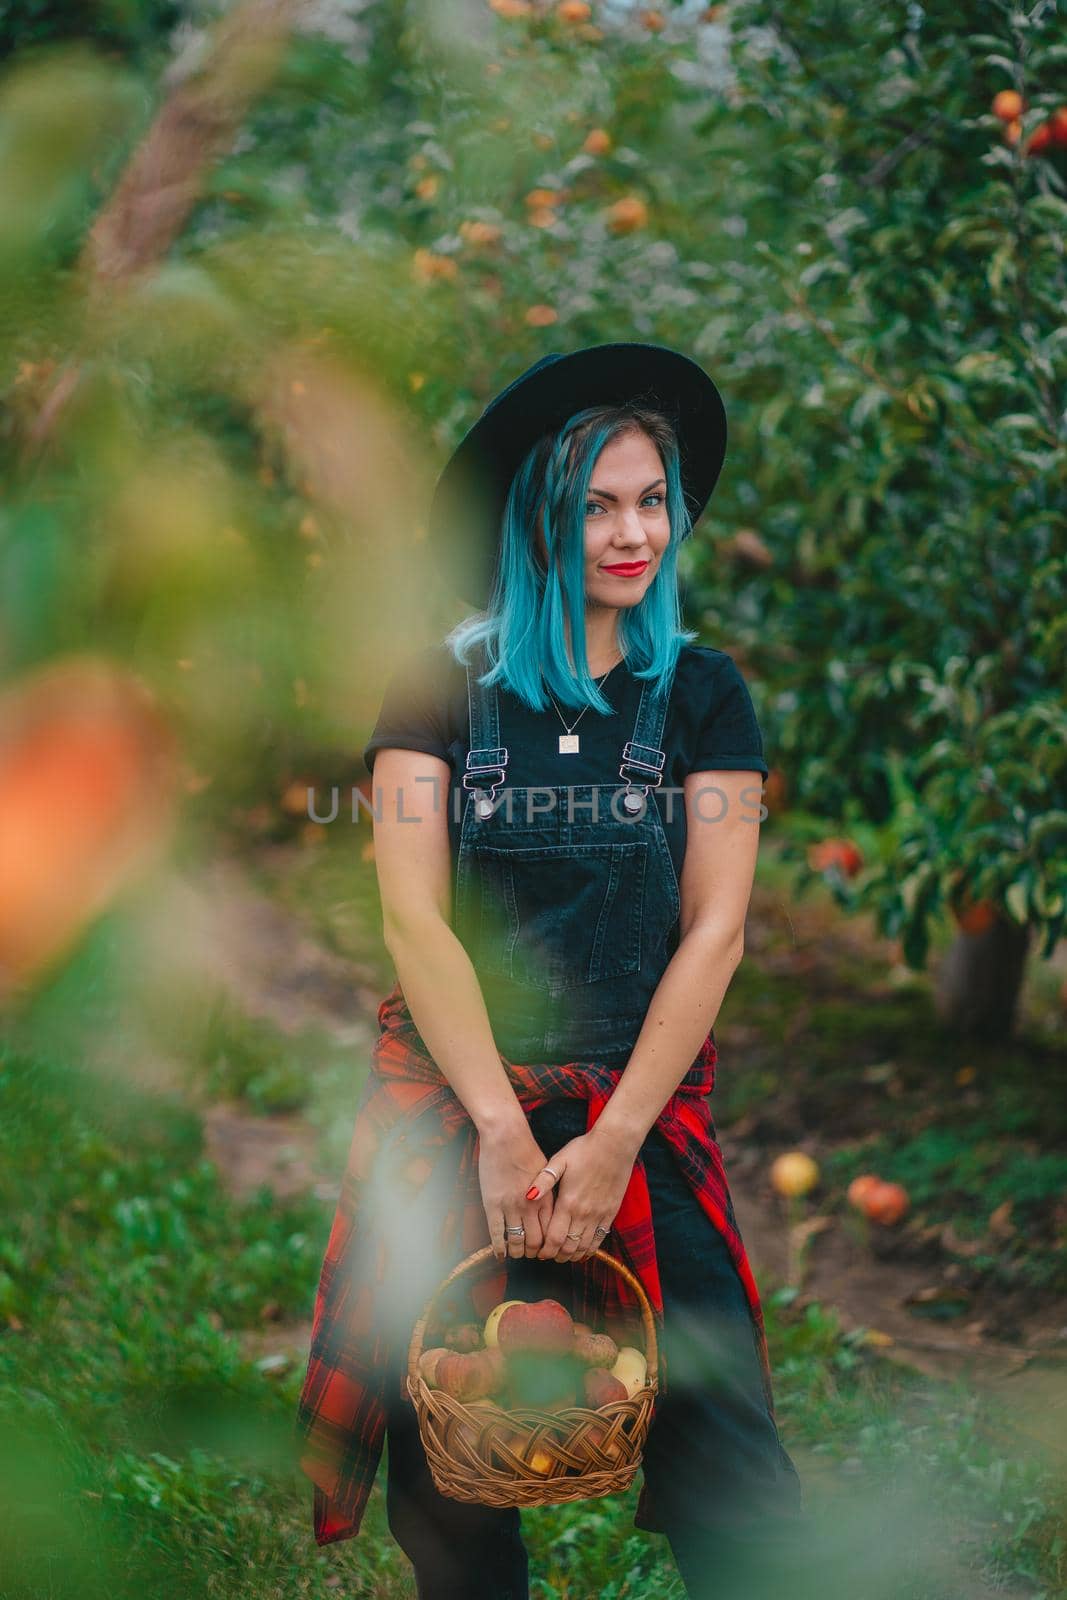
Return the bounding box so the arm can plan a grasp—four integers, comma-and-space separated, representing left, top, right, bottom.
483, 1299, 524, 1349
770, 1151, 820, 1197
610, 1346, 648, 1399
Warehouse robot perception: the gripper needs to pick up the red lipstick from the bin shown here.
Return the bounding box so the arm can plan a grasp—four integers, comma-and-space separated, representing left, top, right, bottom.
600, 560, 649, 577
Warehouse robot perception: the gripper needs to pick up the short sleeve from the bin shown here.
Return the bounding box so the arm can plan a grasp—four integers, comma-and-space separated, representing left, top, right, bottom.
362, 646, 452, 773
688, 654, 769, 779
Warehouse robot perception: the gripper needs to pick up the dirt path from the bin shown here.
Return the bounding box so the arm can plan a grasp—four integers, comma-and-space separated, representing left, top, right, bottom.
187, 847, 1066, 1455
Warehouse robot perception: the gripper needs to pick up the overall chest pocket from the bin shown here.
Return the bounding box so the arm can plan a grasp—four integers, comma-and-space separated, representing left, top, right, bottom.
463, 840, 647, 995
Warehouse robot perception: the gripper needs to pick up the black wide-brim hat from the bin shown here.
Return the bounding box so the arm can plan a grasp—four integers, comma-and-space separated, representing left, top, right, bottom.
427, 340, 728, 609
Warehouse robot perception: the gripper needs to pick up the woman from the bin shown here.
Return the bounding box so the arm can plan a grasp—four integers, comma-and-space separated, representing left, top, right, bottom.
297, 343, 808, 1600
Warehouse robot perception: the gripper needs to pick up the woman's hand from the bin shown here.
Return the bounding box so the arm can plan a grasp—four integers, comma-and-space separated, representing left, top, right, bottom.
526, 1123, 639, 1262
477, 1121, 556, 1261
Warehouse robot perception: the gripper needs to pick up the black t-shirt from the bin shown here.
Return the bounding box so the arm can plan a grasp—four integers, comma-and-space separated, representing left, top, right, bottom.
362, 640, 768, 891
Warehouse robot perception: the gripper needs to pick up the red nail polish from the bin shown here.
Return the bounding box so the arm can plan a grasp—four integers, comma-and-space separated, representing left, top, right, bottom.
525, 1186, 539, 1200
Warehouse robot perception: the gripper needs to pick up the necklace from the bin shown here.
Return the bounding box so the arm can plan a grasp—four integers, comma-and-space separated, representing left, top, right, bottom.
546, 654, 624, 755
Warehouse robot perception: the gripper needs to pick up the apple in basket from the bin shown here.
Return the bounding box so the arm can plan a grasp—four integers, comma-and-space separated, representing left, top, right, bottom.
581, 1423, 623, 1465
610, 1347, 649, 1400
525, 1442, 555, 1476
583, 1368, 628, 1407
434, 1348, 507, 1402
572, 1327, 619, 1369
416, 1347, 452, 1389
451, 1398, 501, 1464
487, 1426, 557, 1478
496, 1298, 574, 1356
440, 1321, 484, 1353
483, 1300, 524, 1349
571, 1367, 632, 1469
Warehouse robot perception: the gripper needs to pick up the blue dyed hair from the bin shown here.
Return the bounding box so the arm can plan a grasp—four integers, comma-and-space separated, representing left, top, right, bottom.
445, 403, 699, 714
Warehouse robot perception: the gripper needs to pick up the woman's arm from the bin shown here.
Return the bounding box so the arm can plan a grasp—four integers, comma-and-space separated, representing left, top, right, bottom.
530, 768, 764, 1260
370, 747, 555, 1259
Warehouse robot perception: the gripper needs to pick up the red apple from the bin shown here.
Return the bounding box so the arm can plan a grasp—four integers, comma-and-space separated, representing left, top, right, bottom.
864, 1181, 910, 1226
436, 1348, 505, 1401
497, 1299, 574, 1356
583, 1368, 628, 1407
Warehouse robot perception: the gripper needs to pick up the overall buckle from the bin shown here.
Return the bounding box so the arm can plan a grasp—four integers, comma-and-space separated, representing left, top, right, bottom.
462, 745, 508, 792
618, 740, 665, 815
464, 746, 508, 817
618, 739, 665, 790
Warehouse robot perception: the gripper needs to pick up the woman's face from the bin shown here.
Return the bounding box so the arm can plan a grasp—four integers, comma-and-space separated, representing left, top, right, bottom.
581, 427, 671, 614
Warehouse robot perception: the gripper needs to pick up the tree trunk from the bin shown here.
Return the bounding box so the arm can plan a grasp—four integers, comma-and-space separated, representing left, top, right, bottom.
934, 915, 1031, 1039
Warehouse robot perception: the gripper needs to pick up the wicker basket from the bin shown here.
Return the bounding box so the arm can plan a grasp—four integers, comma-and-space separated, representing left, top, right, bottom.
405, 1244, 659, 1507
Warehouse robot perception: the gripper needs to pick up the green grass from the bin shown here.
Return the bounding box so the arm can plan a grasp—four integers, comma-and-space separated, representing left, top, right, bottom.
191, 989, 323, 1114
1, 1028, 1064, 1599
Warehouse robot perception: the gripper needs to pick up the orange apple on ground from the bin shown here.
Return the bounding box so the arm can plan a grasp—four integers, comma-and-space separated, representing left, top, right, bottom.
847, 1174, 882, 1210
863, 1181, 910, 1226
770, 1151, 820, 1197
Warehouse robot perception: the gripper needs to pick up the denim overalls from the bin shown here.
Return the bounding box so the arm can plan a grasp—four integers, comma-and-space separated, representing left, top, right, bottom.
452, 639, 680, 1063
383, 639, 807, 1600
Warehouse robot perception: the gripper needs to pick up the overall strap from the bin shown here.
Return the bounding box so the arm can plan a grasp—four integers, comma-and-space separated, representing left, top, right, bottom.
463, 638, 508, 804
618, 654, 677, 797
614, 649, 681, 806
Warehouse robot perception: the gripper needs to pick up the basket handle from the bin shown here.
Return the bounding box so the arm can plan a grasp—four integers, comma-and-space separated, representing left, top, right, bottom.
406, 1244, 659, 1394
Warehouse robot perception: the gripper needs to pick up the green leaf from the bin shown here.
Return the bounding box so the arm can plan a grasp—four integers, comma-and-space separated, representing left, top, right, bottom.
995, 413, 1043, 434
1026, 194, 1067, 228
1004, 881, 1029, 925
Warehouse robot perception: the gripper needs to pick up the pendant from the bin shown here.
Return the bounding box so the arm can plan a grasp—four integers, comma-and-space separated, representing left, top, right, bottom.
558, 734, 580, 754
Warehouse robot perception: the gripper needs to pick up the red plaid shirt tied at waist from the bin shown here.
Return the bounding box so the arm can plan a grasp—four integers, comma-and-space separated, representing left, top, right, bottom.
295, 979, 776, 1547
